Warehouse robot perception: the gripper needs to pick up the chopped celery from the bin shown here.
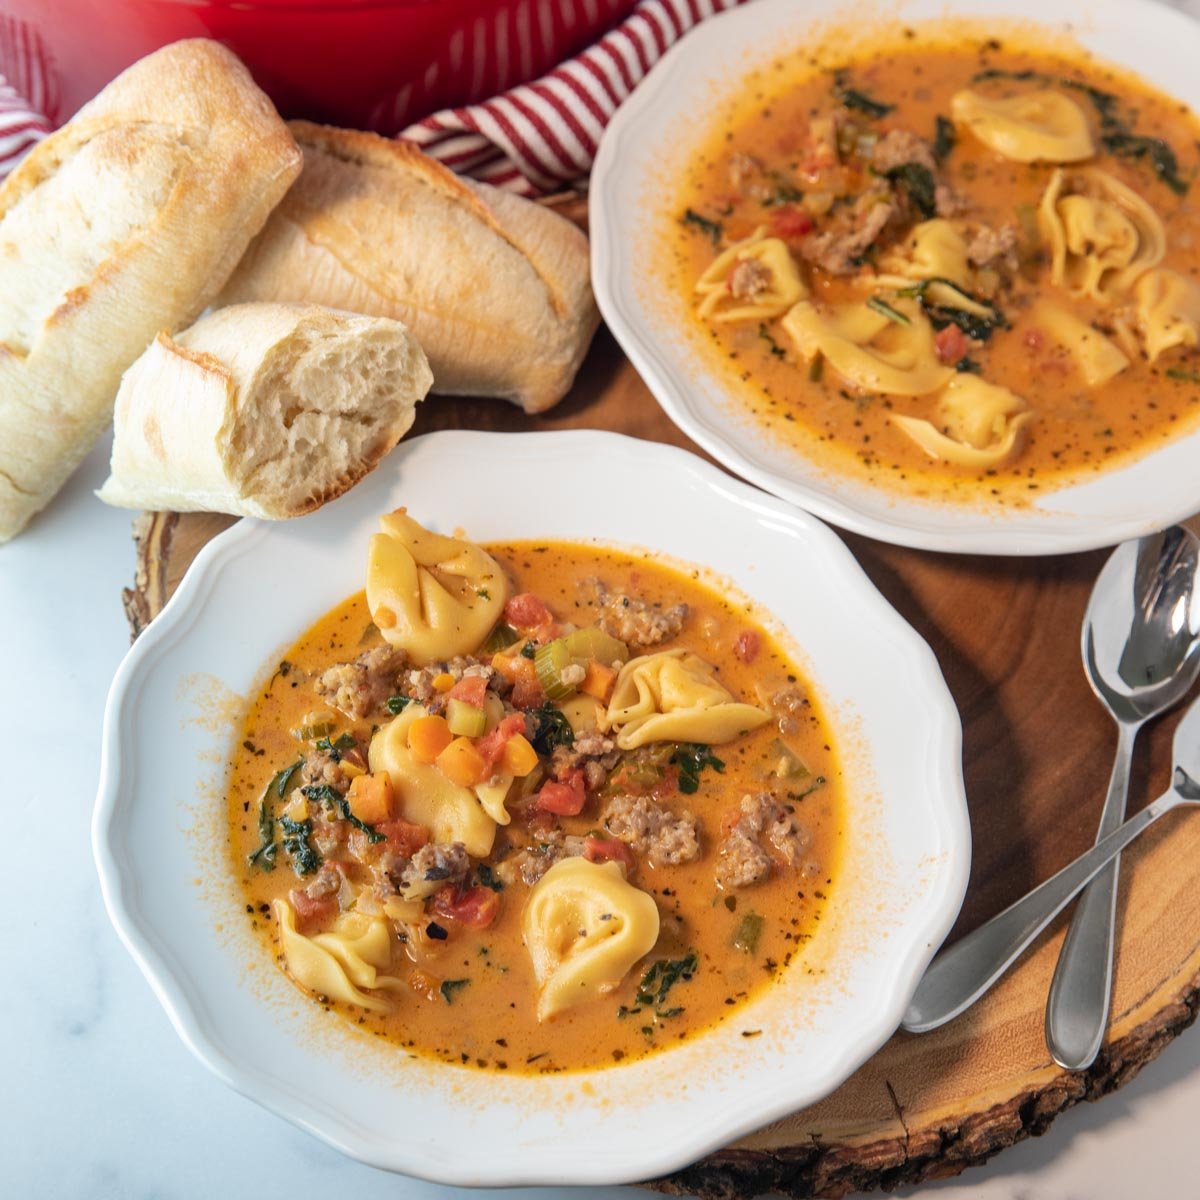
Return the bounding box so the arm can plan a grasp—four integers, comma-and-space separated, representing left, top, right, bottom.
534, 638, 576, 700
733, 912, 764, 954
481, 622, 519, 655
563, 627, 628, 665
292, 720, 335, 742
768, 738, 810, 780
446, 698, 488, 737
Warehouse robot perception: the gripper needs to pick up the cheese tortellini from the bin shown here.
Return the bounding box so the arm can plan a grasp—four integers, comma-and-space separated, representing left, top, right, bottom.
1038, 169, 1166, 302
522, 858, 660, 1021
368, 702, 500, 857
604, 648, 769, 750
950, 89, 1095, 163
879, 219, 974, 290
366, 509, 508, 666
1133, 268, 1200, 362
274, 902, 403, 1012
891, 376, 1033, 468
1028, 299, 1131, 386
782, 299, 954, 396
695, 228, 808, 322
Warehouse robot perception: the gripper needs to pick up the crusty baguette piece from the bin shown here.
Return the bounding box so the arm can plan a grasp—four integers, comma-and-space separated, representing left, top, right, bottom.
0, 39, 302, 542
97, 304, 432, 518
216, 121, 599, 414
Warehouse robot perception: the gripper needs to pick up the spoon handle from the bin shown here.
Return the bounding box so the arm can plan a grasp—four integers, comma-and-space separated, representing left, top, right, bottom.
902, 789, 1181, 1034
1044, 720, 1139, 1069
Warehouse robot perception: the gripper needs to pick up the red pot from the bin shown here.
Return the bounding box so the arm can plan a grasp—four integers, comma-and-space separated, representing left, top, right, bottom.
0, 0, 637, 131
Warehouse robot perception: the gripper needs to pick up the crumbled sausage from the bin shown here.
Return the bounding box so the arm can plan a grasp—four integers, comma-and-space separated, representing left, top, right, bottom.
602, 794, 701, 866
580, 578, 688, 649
729, 256, 774, 300
300, 747, 352, 794
801, 197, 895, 275
715, 792, 810, 890
550, 732, 619, 788
500, 831, 590, 887
966, 223, 1019, 273
870, 129, 937, 174
397, 842, 470, 898
399, 657, 496, 714
314, 646, 405, 720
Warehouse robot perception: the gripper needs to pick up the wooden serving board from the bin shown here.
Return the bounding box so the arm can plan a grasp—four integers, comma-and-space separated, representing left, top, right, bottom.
121, 200, 1200, 1197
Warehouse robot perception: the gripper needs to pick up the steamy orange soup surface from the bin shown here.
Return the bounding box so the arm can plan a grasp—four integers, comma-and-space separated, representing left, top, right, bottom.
665, 30, 1200, 504
227, 514, 842, 1073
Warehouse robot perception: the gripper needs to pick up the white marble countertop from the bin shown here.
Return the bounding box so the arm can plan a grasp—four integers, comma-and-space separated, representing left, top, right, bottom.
9, 2, 1200, 1191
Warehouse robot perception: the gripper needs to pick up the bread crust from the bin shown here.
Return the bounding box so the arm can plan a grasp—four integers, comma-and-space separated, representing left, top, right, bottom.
0, 39, 303, 542
217, 121, 599, 413
97, 303, 433, 519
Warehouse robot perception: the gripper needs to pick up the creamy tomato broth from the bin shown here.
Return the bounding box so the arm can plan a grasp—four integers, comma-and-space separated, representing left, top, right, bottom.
228, 515, 842, 1073
667, 33, 1200, 504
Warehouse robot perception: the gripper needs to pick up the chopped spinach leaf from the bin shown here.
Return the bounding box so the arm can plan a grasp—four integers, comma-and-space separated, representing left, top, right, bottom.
314, 732, 356, 760
899, 278, 1005, 341
386, 695, 411, 715
762, 171, 804, 206
426, 922, 449, 941
1167, 367, 1200, 384
833, 72, 894, 119
682, 207, 724, 244
476, 864, 505, 892
301, 783, 386, 844
787, 774, 827, 802
671, 744, 725, 794
1102, 132, 1189, 195
808, 353, 825, 383
439, 978, 470, 1004
866, 295, 911, 326
278, 814, 321, 876
529, 704, 574, 755
955, 356, 983, 374
520, 641, 537, 660
758, 324, 787, 358
933, 115, 956, 161
247, 760, 302, 871
885, 162, 937, 219
636, 951, 699, 1009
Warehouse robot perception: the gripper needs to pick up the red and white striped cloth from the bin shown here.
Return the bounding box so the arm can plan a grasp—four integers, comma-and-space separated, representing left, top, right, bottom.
402, 0, 749, 195
0, 15, 54, 180
0, 0, 745, 192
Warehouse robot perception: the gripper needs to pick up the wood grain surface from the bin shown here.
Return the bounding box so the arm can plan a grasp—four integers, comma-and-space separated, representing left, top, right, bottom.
121, 195, 1200, 1197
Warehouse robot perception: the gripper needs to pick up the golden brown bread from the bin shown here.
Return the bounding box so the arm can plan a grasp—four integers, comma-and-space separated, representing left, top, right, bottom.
97, 304, 433, 519
0, 39, 302, 542
216, 121, 599, 413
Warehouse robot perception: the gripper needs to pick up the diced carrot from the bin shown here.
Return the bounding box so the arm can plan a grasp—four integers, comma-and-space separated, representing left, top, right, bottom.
501, 733, 539, 777
491, 651, 534, 685
432, 672, 456, 693
409, 715, 453, 763
437, 737, 489, 787
346, 771, 394, 824
579, 660, 617, 703
476, 714, 529, 771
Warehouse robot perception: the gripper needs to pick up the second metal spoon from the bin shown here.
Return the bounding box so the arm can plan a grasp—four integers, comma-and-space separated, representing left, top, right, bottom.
1045, 526, 1200, 1070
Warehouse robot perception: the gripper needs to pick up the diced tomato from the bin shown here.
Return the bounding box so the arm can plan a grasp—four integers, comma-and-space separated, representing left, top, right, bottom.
734, 631, 761, 664
447, 675, 488, 707
584, 835, 635, 872
475, 713, 529, 770
377, 818, 430, 859
288, 889, 337, 933
504, 593, 554, 629
533, 768, 587, 816
934, 324, 969, 364
650, 766, 680, 801
431, 884, 501, 929
769, 205, 815, 239
511, 676, 547, 710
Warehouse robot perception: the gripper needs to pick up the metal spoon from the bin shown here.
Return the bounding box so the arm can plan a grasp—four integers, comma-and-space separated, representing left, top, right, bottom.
903, 691, 1200, 1033
1046, 527, 1200, 1069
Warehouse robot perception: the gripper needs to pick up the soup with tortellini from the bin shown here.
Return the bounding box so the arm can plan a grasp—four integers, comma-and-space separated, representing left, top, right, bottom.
228, 512, 842, 1072
668, 29, 1200, 503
